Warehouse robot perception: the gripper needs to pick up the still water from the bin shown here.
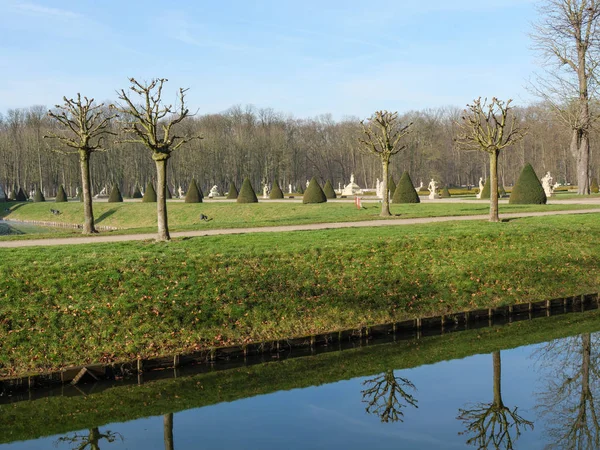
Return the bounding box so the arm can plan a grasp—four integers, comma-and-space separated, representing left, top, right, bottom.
2, 309, 600, 449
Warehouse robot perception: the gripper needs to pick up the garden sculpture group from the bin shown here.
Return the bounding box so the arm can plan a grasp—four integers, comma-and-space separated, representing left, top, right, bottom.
208, 185, 220, 198
541, 172, 555, 197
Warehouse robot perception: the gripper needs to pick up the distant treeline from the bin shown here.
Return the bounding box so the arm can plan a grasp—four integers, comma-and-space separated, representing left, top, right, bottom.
0, 102, 597, 197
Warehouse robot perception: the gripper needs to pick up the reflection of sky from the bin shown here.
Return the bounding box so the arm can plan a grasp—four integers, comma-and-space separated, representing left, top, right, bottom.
0, 342, 567, 449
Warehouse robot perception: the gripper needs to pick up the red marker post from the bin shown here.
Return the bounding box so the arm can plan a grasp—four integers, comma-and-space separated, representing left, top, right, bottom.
355, 196, 361, 209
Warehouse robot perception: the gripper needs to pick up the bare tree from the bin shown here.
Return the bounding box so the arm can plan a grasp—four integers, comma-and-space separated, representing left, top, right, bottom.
458, 351, 534, 449
532, 0, 600, 194
111, 78, 201, 241
455, 98, 528, 222
45, 95, 115, 234
361, 369, 418, 423
359, 111, 412, 216
535, 333, 600, 449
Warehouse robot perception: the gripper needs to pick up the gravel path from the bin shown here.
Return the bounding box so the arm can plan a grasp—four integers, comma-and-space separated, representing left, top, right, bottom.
1, 208, 599, 248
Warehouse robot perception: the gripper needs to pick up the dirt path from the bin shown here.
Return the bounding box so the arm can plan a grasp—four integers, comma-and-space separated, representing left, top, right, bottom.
1, 208, 599, 248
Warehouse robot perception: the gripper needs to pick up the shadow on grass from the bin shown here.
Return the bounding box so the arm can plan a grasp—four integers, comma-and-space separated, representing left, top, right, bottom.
96, 208, 118, 224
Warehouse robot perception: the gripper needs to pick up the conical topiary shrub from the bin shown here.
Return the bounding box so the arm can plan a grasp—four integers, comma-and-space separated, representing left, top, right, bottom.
509, 163, 547, 204
440, 186, 451, 198
185, 179, 203, 203
269, 181, 284, 199
303, 177, 327, 204
591, 178, 599, 194
388, 178, 396, 197
33, 188, 45, 202
298, 184, 304, 195
16, 188, 27, 201
132, 186, 143, 199
108, 184, 123, 202
226, 182, 238, 199
392, 172, 420, 203
142, 182, 157, 202
237, 178, 259, 203
323, 180, 337, 199
55, 185, 68, 203
166, 186, 172, 199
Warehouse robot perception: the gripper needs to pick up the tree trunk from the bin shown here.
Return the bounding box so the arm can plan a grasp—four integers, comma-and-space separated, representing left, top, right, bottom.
154, 156, 170, 241
492, 351, 504, 408
380, 158, 391, 217
164, 413, 174, 450
79, 151, 97, 234
489, 150, 499, 223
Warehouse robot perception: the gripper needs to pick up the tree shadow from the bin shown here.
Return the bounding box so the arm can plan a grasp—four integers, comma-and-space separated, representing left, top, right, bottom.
95, 209, 117, 224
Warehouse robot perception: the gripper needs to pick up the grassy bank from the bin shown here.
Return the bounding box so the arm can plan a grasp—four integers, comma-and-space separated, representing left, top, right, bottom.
1, 200, 599, 239
2, 308, 600, 444
1, 213, 599, 377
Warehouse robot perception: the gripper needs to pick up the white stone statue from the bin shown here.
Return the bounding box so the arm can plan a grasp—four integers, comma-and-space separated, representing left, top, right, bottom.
288, 184, 292, 194
75, 187, 80, 199
342, 172, 362, 196
541, 172, 554, 197
376, 178, 383, 198
29, 189, 35, 199
178, 186, 184, 199
418, 181, 424, 191
140, 188, 145, 197
208, 185, 220, 198
306, 180, 310, 188
428, 178, 440, 200
476, 177, 484, 199
263, 184, 269, 199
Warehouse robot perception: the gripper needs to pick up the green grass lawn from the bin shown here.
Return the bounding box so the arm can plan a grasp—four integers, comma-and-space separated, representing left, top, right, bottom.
1, 200, 600, 240
1, 213, 599, 377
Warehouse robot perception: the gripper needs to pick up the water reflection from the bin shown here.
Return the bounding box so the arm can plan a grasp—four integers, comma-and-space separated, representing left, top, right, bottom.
164, 414, 174, 450
361, 369, 418, 423
535, 333, 600, 449
457, 351, 534, 449
55, 428, 123, 450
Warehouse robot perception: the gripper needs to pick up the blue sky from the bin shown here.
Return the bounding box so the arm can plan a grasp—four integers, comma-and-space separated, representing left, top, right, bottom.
1, 0, 539, 119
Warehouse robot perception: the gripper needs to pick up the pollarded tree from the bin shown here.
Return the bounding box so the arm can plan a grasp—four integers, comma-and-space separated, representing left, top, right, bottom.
45, 94, 115, 234
455, 98, 528, 222
359, 111, 412, 216
111, 78, 201, 241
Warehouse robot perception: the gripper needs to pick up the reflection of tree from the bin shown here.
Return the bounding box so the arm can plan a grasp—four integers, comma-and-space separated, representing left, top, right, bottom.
535, 332, 600, 449
458, 351, 533, 449
55, 427, 123, 450
164, 413, 174, 450
361, 369, 418, 422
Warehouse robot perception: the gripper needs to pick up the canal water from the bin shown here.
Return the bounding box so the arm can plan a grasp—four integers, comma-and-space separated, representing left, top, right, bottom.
2, 308, 600, 449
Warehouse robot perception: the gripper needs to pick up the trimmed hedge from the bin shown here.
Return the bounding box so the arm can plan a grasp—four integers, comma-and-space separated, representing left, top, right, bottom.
33, 188, 45, 202
15, 188, 27, 201
509, 163, 547, 205
440, 186, 451, 198
142, 182, 157, 203
237, 178, 258, 203
55, 185, 68, 203
323, 180, 337, 199
226, 182, 238, 200
269, 181, 284, 199
303, 177, 327, 204
108, 184, 123, 203
591, 178, 599, 194
185, 179, 203, 203
392, 172, 420, 203
388, 178, 396, 197
132, 186, 143, 199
